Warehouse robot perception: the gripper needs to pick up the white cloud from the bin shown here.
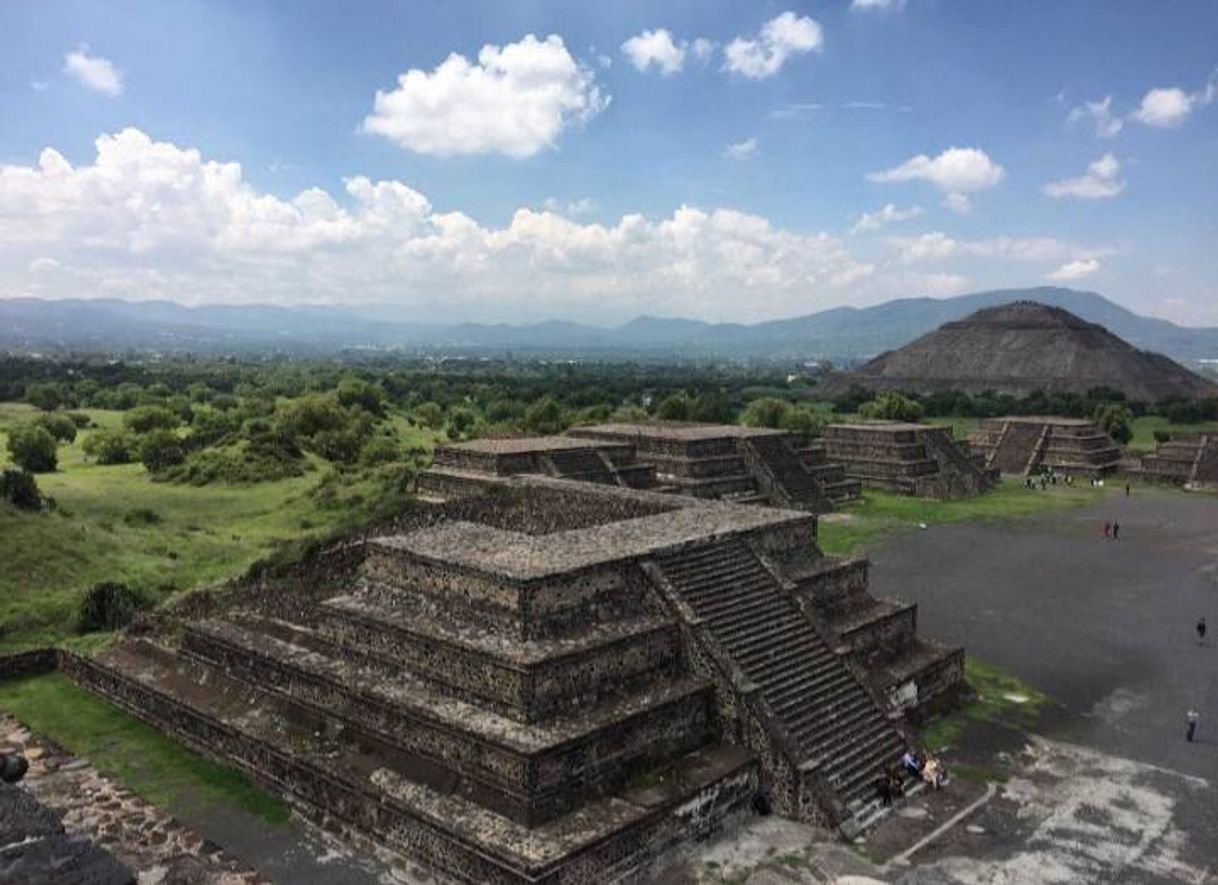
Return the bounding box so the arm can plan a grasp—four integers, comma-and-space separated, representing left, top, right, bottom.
1067, 96, 1123, 138
942, 192, 973, 215
850, 0, 907, 10
1046, 258, 1100, 281
692, 38, 717, 62
724, 137, 758, 160
30, 80, 49, 92
890, 232, 1109, 266
361, 34, 607, 158
0, 128, 893, 323
851, 203, 923, 234
723, 12, 823, 79
868, 147, 1005, 194
543, 196, 597, 216
1130, 72, 1216, 128
621, 28, 685, 75
62, 45, 123, 96
1043, 153, 1125, 200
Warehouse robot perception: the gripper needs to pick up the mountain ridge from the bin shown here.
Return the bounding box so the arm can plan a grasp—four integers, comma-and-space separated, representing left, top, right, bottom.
2, 287, 1216, 364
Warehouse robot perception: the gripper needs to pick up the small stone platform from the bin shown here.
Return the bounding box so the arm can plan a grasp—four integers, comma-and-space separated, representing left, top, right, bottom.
967, 417, 1121, 478
1133, 431, 1218, 488
823, 422, 997, 498
62, 477, 962, 882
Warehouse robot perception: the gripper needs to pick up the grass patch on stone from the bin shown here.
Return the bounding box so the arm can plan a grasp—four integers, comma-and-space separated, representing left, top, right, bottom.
0, 672, 288, 825
818, 479, 1110, 556
920, 656, 1053, 753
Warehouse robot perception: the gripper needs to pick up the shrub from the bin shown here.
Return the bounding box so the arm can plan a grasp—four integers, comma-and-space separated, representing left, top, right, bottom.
656, 391, 694, 421
691, 391, 734, 424
139, 429, 186, 473
24, 382, 63, 412
77, 582, 147, 634
359, 435, 402, 467
123, 405, 180, 434
66, 412, 93, 428
6, 424, 58, 473
81, 427, 138, 464
123, 507, 162, 526
34, 412, 78, 443
446, 406, 480, 441
523, 396, 567, 435
1152, 430, 1172, 444
859, 392, 924, 423
1093, 403, 1133, 445
0, 469, 41, 511
780, 406, 825, 436
740, 397, 792, 429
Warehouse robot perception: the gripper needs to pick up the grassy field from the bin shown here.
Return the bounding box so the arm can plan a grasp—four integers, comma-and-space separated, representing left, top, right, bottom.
817, 478, 1113, 556
0, 672, 287, 823
0, 402, 436, 653
1127, 415, 1218, 451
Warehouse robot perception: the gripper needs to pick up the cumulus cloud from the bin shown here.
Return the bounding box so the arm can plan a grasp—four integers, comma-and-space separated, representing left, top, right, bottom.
851, 203, 923, 234
850, 0, 907, 10
621, 28, 686, 75
868, 147, 1003, 211
723, 137, 758, 160
890, 232, 1108, 266
691, 38, 717, 62
62, 45, 123, 96
1046, 258, 1100, 281
723, 12, 823, 79
0, 128, 893, 323
361, 34, 607, 157
1067, 96, 1123, 138
1130, 72, 1216, 128
1043, 154, 1125, 200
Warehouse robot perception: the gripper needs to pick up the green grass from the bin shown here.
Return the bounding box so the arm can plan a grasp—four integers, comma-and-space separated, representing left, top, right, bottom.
0, 403, 438, 653
1128, 415, 1218, 451
921, 656, 1053, 752
817, 478, 1111, 556
0, 672, 288, 824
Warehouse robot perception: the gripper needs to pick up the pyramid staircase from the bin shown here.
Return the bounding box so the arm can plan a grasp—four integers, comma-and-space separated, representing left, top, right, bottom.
648, 538, 906, 823
540, 448, 619, 486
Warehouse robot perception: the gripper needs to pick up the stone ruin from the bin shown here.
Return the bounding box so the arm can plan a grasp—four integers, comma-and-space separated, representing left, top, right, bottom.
62, 476, 962, 883
420, 422, 861, 515
967, 417, 1121, 478
822, 422, 998, 499
1133, 431, 1218, 488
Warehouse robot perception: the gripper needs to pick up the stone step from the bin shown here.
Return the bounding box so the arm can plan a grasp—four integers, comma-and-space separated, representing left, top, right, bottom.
698, 592, 790, 625
765, 666, 854, 715
748, 644, 837, 685
782, 680, 867, 732
180, 620, 715, 825
66, 645, 756, 885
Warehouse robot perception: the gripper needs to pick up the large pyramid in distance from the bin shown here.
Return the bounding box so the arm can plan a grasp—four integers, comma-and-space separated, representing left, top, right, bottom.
819, 301, 1218, 403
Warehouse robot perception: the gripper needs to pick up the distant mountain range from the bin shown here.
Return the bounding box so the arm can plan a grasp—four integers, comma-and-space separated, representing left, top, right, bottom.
2, 287, 1217, 366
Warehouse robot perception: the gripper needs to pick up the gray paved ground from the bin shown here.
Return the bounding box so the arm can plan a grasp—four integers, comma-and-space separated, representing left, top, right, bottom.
868, 486, 1218, 783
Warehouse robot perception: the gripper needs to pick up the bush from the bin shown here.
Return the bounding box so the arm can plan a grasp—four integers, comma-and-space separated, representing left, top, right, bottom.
77, 582, 148, 634
1093, 403, 1133, 445
123, 507, 161, 526
139, 429, 186, 473
123, 405, 180, 434
691, 391, 734, 424
6, 424, 58, 473
740, 397, 792, 429
859, 392, 924, 423
24, 382, 63, 412
1152, 430, 1172, 444
359, 435, 402, 467
66, 412, 93, 428
523, 396, 567, 435
0, 468, 41, 511
34, 412, 78, 443
656, 391, 694, 421
81, 427, 138, 464
780, 406, 825, 436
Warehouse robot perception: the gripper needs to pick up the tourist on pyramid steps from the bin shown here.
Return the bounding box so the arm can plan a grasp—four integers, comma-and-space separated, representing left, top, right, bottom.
921, 756, 947, 790
1198, 617, 1208, 645
1186, 709, 1199, 743
900, 749, 922, 776
1103, 520, 1112, 539
1112, 521, 1120, 540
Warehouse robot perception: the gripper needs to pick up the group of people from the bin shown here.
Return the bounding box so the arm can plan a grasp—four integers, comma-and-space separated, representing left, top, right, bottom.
874, 749, 949, 806
1024, 468, 1070, 490
1101, 520, 1121, 540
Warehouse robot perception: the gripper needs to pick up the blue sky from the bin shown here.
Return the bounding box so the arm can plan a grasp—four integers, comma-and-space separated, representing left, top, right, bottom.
1, 1, 1216, 325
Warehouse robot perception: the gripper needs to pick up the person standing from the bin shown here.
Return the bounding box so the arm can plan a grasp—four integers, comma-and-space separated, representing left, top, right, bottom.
1103, 520, 1112, 539
1112, 521, 1120, 540
1186, 709, 1199, 742
1198, 617, 1208, 645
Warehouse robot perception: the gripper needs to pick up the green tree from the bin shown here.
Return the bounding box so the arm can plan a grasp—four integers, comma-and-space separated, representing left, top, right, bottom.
82, 427, 138, 464
413, 401, 444, 429
123, 405, 180, 434
0, 469, 41, 511
780, 406, 825, 436
691, 391, 734, 424
446, 406, 480, 441
859, 392, 923, 423
1093, 403, 1133, 445
656, 390, 694, 421
139, 429, 186, 473
740, 397, 792, 429
77, 582, 147, 633
7, 424, 58, 473
523, 396, 567, 435
336, 377, 387, 417
24, 382, 63, 412
359, 434, 402, 467
34, 412, 78, 443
